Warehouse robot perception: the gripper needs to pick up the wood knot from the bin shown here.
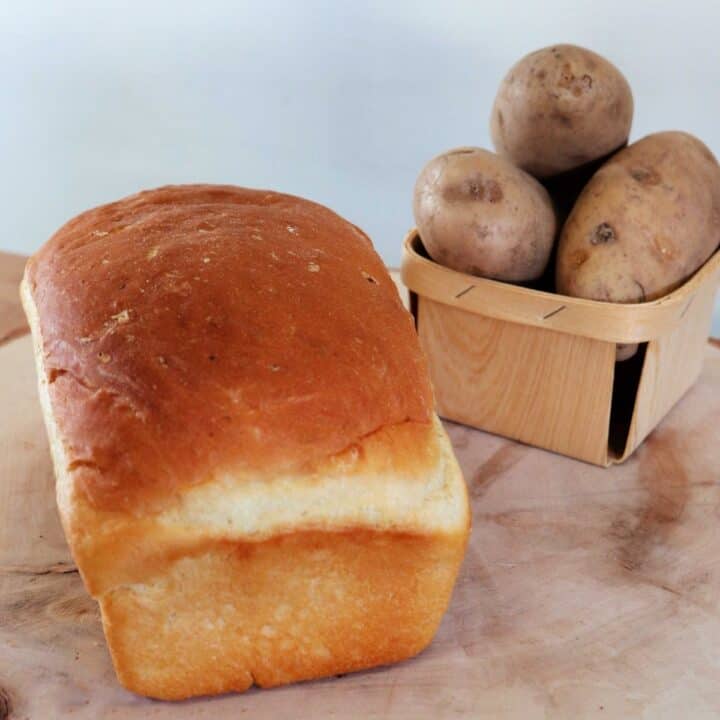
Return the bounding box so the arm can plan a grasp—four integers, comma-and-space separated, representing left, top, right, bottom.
0, 687, 12, 720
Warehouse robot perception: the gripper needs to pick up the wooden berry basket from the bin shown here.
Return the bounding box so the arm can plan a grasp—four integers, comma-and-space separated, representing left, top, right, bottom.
401, 229, 720, 465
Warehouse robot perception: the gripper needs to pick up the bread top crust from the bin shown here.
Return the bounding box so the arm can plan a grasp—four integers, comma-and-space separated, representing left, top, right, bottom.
25, 185, 433, 512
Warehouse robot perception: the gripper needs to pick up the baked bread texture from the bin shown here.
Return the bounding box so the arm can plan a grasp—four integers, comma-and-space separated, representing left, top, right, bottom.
21, 185, 469, 700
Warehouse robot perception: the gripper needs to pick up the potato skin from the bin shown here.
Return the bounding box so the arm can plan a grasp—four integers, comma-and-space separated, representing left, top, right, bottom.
413, 147, 557, 282
556, 131, 720, 305
491, 44, 633, 178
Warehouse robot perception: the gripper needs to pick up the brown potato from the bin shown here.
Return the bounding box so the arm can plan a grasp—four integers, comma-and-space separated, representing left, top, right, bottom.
491, 44, 633, 178
556, 131, 720, 359
413, 147, 557, 282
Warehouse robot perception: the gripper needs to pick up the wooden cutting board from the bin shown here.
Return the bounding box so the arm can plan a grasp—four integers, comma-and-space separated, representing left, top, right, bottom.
2, 252, 720, 719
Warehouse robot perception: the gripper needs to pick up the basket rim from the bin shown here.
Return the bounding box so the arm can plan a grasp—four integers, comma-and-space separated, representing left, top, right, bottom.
401, 229, 720, 343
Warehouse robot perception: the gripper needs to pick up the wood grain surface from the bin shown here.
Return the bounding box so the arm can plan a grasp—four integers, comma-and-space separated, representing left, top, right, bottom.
2, 253, 720, 719
417, 296, 616, 466
0, 252, 28, 345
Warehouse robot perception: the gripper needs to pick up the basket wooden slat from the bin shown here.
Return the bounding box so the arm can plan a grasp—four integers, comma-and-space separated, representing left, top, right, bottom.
401, 229, 720, 465
402, 231, 720, 344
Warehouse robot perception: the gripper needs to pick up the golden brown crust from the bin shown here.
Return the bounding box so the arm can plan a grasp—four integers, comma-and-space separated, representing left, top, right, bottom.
62, 417, 466, 597
101, 528, 468, 700
24, 185, 433, 512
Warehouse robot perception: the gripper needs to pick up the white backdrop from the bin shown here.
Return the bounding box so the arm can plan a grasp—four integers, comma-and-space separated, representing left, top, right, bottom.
2, 0, 719, 331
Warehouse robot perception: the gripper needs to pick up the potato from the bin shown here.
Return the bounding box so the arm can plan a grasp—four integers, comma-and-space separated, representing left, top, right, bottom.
556, 131, 720, 359
413, 147, 557, 282
491, 44, 633, 178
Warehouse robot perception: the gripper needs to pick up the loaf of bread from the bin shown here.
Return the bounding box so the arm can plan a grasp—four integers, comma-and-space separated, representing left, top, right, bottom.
21, 185, 470, 700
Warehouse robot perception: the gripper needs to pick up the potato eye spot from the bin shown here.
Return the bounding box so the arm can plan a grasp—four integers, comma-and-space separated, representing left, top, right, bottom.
630, 167, 661, 186
486, 181, 503, 203
475, 225, 490, 241
551, 111, 573, 128
467, 181, 483, 199
443, 176, 503, 203
590, 222, 616, 245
